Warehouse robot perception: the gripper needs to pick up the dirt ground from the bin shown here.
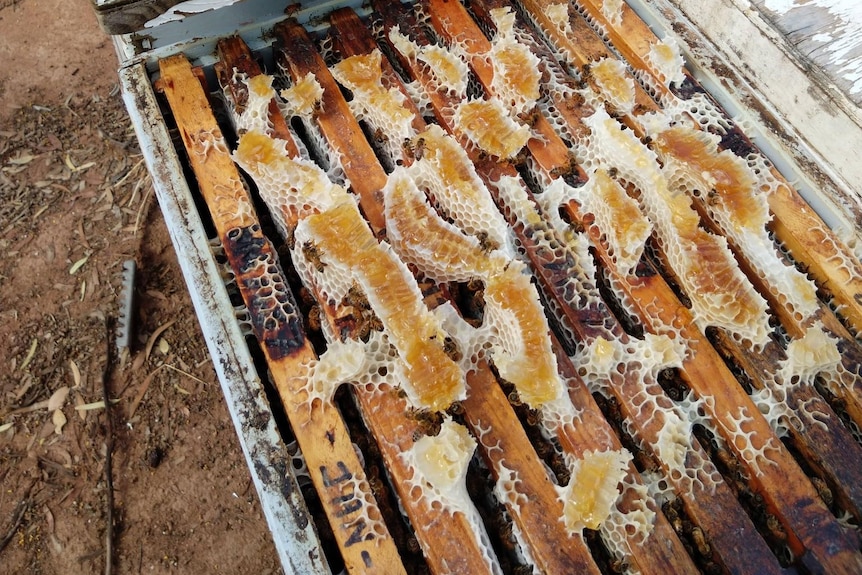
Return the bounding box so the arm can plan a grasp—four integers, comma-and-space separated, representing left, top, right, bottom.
0, 1, 282, 573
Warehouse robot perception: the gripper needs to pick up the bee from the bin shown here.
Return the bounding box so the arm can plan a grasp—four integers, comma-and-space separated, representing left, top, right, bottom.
307, 304, 321, 332
365, 311, 384, 332
301, 241, 326, 273
570, 219, 586, 235
355, 317, 372, 341
406, 536, 421, 555
691, 526, 711, 556
811, 476, 833, 507
352, 308, 383, 342
409, 408, 442, 438
343, 284, 371, 310
765, 514, 787, 542
512, 150, 529, 166
373, 127, 388, 144
498, 522, 516, 551
368, 476, 385, 498
446, 400, 464, 416
552, 461, 570, 485
507, 390, 523, 407
402, 138, 415, 158
442, 337, 462, 362
299, 286, 316, 306
552, 154, 578, 177
466, 277, 484, 292
706, 188, 720, 206
712, 446, 737, 473
607, 166, 619, 178
475, 231, 499, 254
664, 504, 681, 529
520, 107, 542, 128
286, 224, 297, 250
312, 98, 323, 113
534, 440, 551, 459
633, 450, 658, 474
550, 165, 567, 178
567, 91, 586, 109
413, 137, 425, 161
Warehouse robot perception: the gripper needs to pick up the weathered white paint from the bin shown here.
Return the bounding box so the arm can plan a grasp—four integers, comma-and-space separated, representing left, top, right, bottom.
756, 0, 862, 98
145, 0, 243, 27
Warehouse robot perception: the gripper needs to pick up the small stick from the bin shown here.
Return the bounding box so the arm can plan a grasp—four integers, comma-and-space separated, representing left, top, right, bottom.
101, 319, 115, 575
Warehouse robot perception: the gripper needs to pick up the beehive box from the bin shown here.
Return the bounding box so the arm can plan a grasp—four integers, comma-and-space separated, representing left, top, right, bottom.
98, 0, 862, 573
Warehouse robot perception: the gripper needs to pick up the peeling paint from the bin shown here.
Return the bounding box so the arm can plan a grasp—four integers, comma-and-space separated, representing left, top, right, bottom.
758, 0, 862, 97
145, 0, 244, 28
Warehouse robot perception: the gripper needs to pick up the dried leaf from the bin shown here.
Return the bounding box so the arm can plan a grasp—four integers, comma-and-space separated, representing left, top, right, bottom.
145, 289, 167, 301
19, 338, 38, 371
131, 352, 146, 373
52, 409, 67, 435
7, 399, 49, 416
69, 360, 81, 388
74, 399, 120, 411
69, 256, 89, 275
47, 386, 70, 411
128, 367, 160, 419
158, 338, 170, 355
74, 393, 87, 422
13, 375, 35, 402
50, 447, 73, 468
144, 320, 176, 364
8, 152, 35, 165
0, 422, 13, 433
33, 205, 50, 220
